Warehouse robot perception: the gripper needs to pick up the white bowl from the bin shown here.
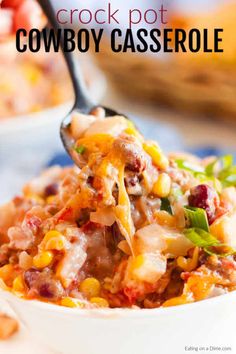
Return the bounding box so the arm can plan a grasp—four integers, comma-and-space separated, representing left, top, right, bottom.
0, 103, 71, 204
0, 66, 106, 137
0, 69, 107, 204
1, 289, 235, 354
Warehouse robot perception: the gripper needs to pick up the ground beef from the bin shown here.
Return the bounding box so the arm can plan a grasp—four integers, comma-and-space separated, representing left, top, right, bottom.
113, 136, 148, 173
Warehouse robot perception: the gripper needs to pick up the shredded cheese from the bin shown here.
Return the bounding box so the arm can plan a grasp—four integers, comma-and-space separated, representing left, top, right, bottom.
115, 164, 135, 253
76, 134, 114, 155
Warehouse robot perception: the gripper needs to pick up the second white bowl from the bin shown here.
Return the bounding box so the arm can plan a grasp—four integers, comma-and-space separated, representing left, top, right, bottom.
1, 290, 235, 354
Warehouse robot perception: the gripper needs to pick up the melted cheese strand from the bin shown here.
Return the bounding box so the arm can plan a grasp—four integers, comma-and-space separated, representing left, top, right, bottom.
115, 164, 135, 254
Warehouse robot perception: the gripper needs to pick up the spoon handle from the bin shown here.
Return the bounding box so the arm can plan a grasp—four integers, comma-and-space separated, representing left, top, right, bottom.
37, 0, 95, 112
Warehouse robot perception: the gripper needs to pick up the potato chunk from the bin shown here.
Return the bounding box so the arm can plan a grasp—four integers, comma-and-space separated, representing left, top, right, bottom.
134, 224, 167, 254
210, 211, 236, 248
134, 223, 193, 257
165, 231, 194, 257
221, 187, 236, 210
84, 116, 128, 137
129, 253, 167, 284
71, 112, 97, 140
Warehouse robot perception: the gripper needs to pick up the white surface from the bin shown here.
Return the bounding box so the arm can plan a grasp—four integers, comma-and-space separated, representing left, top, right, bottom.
0, 324, 52, 354
0, 299, 52, 354
0, 289, 235, 354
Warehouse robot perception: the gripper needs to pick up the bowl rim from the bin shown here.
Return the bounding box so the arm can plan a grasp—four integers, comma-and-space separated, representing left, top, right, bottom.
0, 102, 73, 136
1, 288, 235, 320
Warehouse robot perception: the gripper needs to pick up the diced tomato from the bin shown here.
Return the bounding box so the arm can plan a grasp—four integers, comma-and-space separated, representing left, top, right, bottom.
221, 258, 236, 271
81, 221, 103, 233
103, 290, 128, 308
123, 287, 139, 305
212, 206, 228, 223
181, 272, 191, 281
13, 196, 24, 207
13, 0, 43, 32
2, 0, 24, 9
57, 207, 73, 222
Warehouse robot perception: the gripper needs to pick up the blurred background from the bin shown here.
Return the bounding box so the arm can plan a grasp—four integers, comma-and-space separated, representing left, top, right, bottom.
0, 0, 236, 203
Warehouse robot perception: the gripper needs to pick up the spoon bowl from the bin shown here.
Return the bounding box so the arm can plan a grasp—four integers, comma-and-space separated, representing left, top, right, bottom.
60, 106, 126, 167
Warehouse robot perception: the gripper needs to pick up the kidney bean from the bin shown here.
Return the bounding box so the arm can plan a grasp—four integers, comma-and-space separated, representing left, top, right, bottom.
24, 268, 64, 300
37, 279, 64, 300
44, 183, 58, 197
113, 137, 148, 173
188, 184, 219, 224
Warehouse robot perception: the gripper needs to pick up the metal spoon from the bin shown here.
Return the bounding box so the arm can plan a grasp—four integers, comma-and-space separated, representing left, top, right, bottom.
37, 0, 122, 166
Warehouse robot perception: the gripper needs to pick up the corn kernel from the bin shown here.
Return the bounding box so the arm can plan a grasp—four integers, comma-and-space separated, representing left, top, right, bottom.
45, 235, 67, 251
22, 65, 41, 85
13, 275, 25, 293
103, 277, 112, 291
143, 143, 169, 170
46, 196, 57, 204
159, 155, 170, 170
43, 230, 62, 242
41, 230, 66, 251
177, 256, 189, 271
154, 210, 176, 227
0, 264, 14, 282
90, 297, 109, 308
25, 193, 44, 205
33, 251, 53, 269
61, 297, 84, 308
130, 255, 145, 272
125, 121, 142, 140
163, 294, 192, 307
79, 278, 101, 299
153, 173, 171, 198
177, 247, 199, 272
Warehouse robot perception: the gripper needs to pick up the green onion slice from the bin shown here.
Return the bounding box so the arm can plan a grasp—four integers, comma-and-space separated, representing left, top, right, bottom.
161, 198, 173, 215
74, 145, 86, 154
184, 228, 218, 248
223, 174, 236, 187
184, 228, 236, 257
205, 155, 233, 177
204, 245, 236, 257
175, 159, 204, 173
205, 155, 236, 187
184, 207, 209, 232
175, 154, 236, 188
